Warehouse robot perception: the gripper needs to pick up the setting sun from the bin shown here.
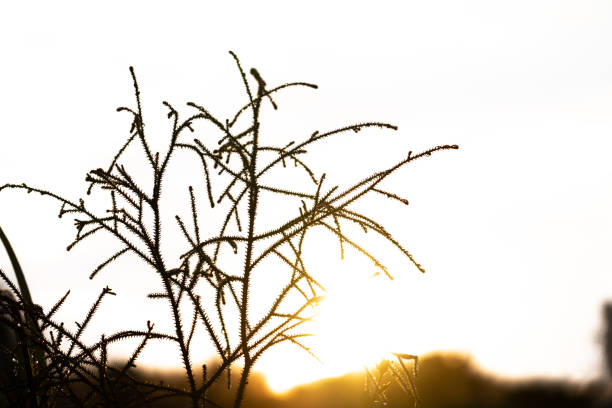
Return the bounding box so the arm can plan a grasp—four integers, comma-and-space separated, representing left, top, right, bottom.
1, 2, 612, 407
254, 248, 425, 393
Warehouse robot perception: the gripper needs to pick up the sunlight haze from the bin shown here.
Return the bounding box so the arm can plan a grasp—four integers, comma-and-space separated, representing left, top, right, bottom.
1, 0, 611, 393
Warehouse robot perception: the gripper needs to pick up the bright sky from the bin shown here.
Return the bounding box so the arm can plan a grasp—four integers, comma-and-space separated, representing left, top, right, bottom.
1, 1, 612, 393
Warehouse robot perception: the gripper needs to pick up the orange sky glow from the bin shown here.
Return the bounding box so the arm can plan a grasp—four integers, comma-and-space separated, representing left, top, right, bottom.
1, 0, 612, 394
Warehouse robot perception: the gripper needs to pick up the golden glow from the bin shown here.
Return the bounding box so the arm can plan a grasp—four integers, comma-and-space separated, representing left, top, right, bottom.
2, 1, 611, 396
256, 254, 421, 393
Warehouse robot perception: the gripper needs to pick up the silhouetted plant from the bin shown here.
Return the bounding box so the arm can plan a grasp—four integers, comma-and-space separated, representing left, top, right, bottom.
0, 226, 52, 407
366, 353, 420, 408
0, 52, 457, 407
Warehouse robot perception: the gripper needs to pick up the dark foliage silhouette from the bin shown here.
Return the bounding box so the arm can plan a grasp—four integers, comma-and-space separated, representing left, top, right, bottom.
603, 303, 612, 379
0, 53, 457, 407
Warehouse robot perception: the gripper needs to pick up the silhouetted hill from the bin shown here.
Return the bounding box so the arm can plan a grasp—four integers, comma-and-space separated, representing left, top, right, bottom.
95, 352, 612, 407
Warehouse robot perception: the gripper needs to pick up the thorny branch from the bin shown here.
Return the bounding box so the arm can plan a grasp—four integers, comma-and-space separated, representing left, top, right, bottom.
0, 52, 457, 408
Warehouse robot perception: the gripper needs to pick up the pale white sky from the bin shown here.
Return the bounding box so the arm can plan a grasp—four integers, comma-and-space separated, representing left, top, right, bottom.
1, 1, 612, 392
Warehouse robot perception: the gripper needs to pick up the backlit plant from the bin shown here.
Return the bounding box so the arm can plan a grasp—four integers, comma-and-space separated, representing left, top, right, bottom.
0, 52, 457, 407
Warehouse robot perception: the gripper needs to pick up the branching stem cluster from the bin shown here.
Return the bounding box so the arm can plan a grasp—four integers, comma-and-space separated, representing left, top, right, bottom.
0, 53, 457, 407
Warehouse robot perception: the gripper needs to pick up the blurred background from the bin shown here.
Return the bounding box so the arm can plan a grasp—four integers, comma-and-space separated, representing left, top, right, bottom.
1, 1, 612, 405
